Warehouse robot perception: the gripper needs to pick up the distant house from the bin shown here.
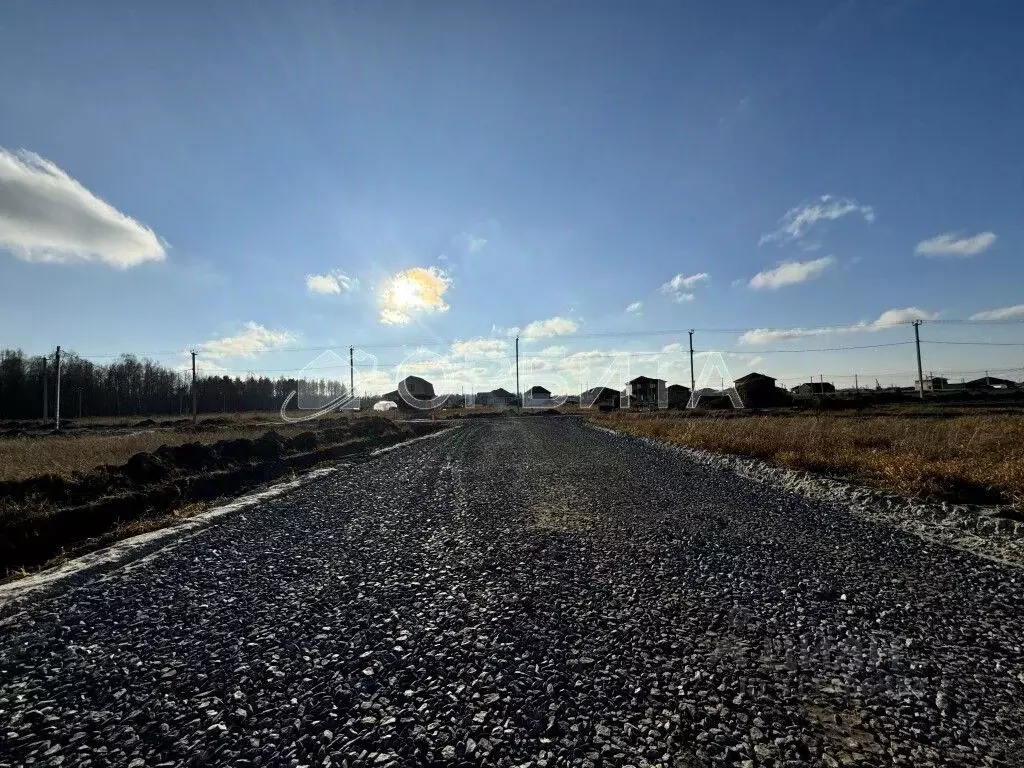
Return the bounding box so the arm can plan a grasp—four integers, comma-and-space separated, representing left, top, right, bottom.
964, 376, 1017, 390
477, 387, 518, 407
382, 375, 436, 409
667, 384, 691, 409
917, 376, 949, 392
733, 372, 781, 408
791, 381, 837, 395
580, 386, 621, 410
626, 376, 666, 408
523, 385, 554, 408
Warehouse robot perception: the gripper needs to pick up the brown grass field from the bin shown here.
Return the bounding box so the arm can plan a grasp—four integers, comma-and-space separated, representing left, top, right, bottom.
0, 411, 405, 482
589, 408, 1024, 507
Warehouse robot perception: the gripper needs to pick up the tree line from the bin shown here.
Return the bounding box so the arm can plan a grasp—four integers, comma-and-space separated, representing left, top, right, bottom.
0, 349, 348, 421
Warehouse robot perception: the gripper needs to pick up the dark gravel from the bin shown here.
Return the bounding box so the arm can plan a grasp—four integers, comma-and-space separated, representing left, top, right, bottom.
2, 418, 1023, 767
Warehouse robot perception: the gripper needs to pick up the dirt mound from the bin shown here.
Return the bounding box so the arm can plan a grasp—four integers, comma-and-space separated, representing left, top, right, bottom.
1, 417, 448, 573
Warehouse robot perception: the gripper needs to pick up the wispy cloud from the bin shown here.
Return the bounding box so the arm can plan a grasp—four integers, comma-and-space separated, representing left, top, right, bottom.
660, 272, 708, 302
459, 233, 488, 253
625, 301, 643, 314
521, 316, 579, 340
450, 338, 508, 359
378, 266, 452, 325
539, 345, 568, 357
0, 148, 166, 268
306, 270, 359, 295
739, 307, 938, 345
199, 322, 296, 359
969, 303, 1024, 321
915, 231, 997, 257
748, 256, 836, 290
759, 195, 874, 247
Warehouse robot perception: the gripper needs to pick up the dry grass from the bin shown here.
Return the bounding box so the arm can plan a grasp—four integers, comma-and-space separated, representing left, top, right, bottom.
591, 410, 1024, 507
0, 416, 353, 482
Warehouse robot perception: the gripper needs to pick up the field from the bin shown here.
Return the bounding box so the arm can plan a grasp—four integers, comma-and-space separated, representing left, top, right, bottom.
0, 410, 410, 482
589, 405, 1024, 507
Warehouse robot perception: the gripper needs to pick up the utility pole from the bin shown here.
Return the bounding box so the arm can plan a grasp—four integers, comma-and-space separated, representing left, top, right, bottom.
349, 346, 355, 405
854, 373, 859, 393
54, 346, 61, 431
191, 349, 198, 425
515, 336, 520, 405
913, 320, 925, 400
688, 329, 695, 394
42, 355, 48, 424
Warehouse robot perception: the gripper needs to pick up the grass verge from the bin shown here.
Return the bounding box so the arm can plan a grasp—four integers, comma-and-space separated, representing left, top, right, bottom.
589, 410, 1024, 508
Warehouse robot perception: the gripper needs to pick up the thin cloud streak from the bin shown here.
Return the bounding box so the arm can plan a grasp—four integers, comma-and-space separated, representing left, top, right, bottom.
759, 195, 874, 246
739, 307, 938, 345
915, 231, 997, 257
969, 304, 1024, 321
748, 256, 836, 290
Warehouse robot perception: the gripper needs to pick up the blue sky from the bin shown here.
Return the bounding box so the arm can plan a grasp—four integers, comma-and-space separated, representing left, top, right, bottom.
1, 0, 1022, 393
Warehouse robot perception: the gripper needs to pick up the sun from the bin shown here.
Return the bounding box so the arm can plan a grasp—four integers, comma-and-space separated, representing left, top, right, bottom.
388, 274, 421, 309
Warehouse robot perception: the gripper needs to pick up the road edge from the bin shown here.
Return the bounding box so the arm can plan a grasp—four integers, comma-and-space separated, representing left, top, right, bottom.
588, 422, 1024, 569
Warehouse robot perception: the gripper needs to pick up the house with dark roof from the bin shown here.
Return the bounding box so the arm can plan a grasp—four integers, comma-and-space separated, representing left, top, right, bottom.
523, 385, 554, 408
580, 386, 621, 410
733, 372, 782, 408
381, 375, 436, 409
791, 381, 836, 395
964, 376, 1017, 390
477, 387, 518, 406
667, 384, 691, 409
626, 376, 666, 408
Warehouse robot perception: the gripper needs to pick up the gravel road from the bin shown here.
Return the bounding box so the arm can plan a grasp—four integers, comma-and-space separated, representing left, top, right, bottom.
2, 418, 1023, 767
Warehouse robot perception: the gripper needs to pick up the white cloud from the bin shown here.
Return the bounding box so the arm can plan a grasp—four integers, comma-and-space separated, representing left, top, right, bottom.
661, 343, 685, 354
521, 316, 579, 340
969, 304, 1024, 321
450, 338, 509, 359
748, 256, 836, 290
872, 307, 938, 327
660, 272, 708, 302
378, 266, 452, 325
199, 322, 296, 359
759, 195, 874, 246
539, 345, 568, 357
0, 148, 166, 268
306, 270, 359, 295
625, 301, 643, 313
915, 231, 997, 257
739, 306, 938, 345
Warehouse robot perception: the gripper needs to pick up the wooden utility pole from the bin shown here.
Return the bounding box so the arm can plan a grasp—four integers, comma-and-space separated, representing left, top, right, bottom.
42, 355, 48, 424
688, 329, 695, 401
349, 346, 355, 405
913, 320, 925, 399
854, 373, 859, 393
54, 346, 62, 431
191, 349, 198, 425
515, 336, 520, 404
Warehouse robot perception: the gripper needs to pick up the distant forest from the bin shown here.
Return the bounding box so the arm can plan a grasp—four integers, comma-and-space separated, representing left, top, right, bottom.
0, 349, 348, 420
